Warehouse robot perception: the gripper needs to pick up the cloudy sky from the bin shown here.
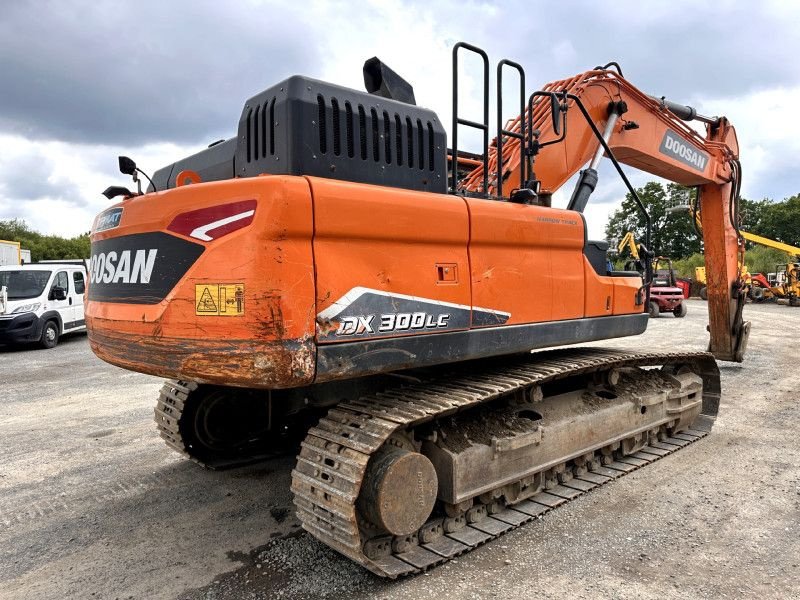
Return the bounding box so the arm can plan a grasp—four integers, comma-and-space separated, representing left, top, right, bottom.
1, 0, 798, 239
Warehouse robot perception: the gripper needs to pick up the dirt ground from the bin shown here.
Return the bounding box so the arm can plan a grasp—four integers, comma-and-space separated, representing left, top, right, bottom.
1, 299, 798, 599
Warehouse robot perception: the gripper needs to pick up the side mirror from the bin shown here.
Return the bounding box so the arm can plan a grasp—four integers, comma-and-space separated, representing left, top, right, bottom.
119, 156, 137, 176
52, 287, 67, 301
102, 185, 134, 200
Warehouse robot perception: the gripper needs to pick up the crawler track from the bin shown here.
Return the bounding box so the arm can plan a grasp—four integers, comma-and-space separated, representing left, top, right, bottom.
154, 380, 281, 469
291, 347, 720, 577
154, 380, 199, 462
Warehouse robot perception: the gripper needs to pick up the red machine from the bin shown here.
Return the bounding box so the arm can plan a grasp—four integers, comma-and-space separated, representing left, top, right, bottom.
649, 257, 688, 317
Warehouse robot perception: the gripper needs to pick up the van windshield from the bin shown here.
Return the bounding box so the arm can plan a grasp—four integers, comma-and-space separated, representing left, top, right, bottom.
0, 270, 52, 299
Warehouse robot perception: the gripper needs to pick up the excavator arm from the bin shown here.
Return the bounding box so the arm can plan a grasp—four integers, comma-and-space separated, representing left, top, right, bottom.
461, 68, 749, 361
617, 231, 640, 260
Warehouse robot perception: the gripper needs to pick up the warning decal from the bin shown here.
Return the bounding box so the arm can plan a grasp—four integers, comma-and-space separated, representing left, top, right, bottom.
195, 283, 245, 316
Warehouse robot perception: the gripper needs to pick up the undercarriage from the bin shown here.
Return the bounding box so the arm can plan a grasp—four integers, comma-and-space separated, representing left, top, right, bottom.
153, 347, 719, 577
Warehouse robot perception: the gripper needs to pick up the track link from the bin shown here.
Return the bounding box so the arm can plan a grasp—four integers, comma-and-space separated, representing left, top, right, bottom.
154, 380, 199, 462
291, 347, 720, 577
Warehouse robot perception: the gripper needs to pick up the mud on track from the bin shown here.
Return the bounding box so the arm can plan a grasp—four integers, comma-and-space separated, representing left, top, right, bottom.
1, 299, 798, 599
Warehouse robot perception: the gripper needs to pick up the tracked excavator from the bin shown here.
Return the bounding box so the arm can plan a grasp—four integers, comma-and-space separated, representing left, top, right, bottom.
87, 43, 749, 577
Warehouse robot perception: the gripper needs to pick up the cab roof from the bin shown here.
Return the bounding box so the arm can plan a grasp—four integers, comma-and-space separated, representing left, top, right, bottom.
0, 263, 86, 272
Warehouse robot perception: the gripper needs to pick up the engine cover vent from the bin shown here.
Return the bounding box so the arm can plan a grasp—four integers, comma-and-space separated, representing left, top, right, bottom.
237, 76, 446, 193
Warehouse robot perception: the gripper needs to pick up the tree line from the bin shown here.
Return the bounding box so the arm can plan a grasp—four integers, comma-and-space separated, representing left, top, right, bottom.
605, 182, 800, 277
0, 219, 90, 262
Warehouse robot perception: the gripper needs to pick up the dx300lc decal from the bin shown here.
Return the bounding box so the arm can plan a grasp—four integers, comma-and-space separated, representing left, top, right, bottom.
317, 287, 510, 340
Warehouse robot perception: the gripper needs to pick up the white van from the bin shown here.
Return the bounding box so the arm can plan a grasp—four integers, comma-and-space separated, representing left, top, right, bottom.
0, 263, 87, 348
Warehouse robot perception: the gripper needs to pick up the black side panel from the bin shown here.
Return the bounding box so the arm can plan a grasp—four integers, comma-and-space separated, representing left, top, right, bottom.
148, 76, 446, 194
585, 239, 609, 275
607, 270, 642, 278
316, 313, 648, 382
150, 163, 174, 192
88, 233, 204, 304
150, 139, 236, 191
317, 287, 509, 342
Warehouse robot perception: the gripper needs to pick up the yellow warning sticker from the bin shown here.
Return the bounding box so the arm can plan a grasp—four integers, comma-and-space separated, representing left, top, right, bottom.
195, 283, 245, 316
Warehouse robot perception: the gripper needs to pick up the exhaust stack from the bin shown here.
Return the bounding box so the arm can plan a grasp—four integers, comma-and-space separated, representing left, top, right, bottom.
363, 57, 416, 105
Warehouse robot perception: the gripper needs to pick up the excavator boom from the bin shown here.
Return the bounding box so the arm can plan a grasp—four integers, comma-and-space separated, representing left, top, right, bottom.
460, 67, 748, 361
741, 231, 800, 258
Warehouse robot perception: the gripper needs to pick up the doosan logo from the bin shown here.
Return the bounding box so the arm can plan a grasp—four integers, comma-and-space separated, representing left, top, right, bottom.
659, 130, 709, 172
90, 249, 158, 284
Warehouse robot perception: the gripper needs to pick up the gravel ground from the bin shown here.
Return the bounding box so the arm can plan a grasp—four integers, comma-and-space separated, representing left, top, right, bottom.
1, 299, 798, 599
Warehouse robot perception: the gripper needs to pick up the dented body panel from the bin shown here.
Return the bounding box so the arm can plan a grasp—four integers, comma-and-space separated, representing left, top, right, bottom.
87, 176, 318, 387
87, 175, 647, 388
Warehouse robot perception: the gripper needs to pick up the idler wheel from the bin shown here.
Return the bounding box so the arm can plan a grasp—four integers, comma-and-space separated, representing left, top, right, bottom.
358, 446, 438, 536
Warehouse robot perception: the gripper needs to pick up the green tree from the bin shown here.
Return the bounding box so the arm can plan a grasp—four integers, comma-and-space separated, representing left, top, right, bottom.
743, 245, 794, 276
757, 194, 800, 245
740, 197, 772, 234
605, 182, 701, 260
0, 219, 90, 262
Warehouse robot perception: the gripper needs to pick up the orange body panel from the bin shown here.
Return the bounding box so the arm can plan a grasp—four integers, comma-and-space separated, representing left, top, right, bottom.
87, 176, 317, 388
310, 177, 471, 340
583, 258, 614, 317
86, 174, 645, 388
466, 200, 584, 323
611, 276, 643, 316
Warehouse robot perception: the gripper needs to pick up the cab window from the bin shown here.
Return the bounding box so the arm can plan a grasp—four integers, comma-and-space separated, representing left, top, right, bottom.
52, 271, 69, 295
73, 271, 85, 294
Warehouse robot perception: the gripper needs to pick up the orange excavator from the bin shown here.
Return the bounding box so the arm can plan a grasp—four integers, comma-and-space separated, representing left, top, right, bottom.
87, 43, 748, 577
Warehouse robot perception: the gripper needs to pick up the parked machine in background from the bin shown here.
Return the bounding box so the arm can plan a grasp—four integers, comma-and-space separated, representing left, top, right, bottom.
683, 203, 799, 305
770, 262, 800, 305
86, 43, 747, 576
616, 231, 647, 273
616, 234, 686, 317
649, 257, 687, 318
696, 265, 767, 300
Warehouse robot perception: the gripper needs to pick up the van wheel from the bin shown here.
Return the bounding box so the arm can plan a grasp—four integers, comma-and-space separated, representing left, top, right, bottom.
674, 302, 687, 318
39, 320, 59, 349
648, 301, 660, 318
699, 287, 708, 300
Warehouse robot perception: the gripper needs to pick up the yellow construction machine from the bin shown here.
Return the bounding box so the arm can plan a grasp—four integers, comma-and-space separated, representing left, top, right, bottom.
696, 231, 800, 304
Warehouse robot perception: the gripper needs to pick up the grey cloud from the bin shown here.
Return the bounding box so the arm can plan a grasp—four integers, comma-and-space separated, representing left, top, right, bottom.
0, 1, 321, 146
3, 1, 797, 150
0, 151, 84, 207
743, 165, 799, 202
419, 1, 800, 106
